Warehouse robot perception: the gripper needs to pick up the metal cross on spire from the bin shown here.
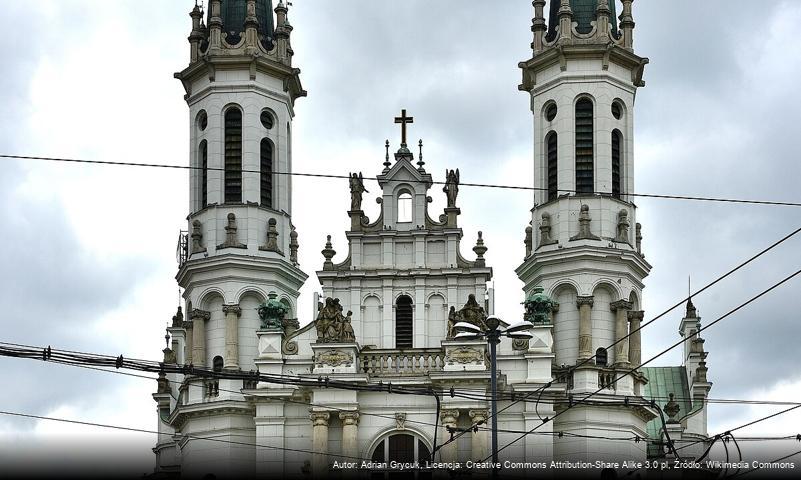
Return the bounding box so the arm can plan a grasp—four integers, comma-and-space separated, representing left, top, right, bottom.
394, 109, 414, 146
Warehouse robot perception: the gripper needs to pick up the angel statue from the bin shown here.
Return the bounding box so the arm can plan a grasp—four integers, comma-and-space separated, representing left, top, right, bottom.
349, 172, 369, 211
444, 169, 460, 208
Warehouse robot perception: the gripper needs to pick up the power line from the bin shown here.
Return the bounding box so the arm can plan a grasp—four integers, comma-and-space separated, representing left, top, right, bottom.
486, 266, 801, 461
0, 410, 373, 463
438, 225, 801, 449
3, 153, 801, 208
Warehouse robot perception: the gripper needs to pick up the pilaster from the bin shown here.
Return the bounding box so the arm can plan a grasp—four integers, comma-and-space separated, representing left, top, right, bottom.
222, 304, 242, 370
576, 296, 594, 361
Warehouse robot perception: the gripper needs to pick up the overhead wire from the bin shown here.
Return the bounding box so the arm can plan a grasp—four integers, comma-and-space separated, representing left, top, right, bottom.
2, 153, 801, 208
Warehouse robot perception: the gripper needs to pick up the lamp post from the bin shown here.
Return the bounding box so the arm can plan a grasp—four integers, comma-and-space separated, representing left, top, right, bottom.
454, 316, 534, 476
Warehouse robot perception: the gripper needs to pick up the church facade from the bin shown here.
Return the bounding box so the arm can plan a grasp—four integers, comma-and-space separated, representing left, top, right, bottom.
152, 1, 713, 478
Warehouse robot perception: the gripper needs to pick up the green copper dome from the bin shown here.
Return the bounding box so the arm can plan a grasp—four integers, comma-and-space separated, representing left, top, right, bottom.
546, 0, 619, 41
209, 0, 275, 49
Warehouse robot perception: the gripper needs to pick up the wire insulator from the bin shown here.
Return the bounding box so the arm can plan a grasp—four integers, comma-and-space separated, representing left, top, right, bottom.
115, 355, 123, 369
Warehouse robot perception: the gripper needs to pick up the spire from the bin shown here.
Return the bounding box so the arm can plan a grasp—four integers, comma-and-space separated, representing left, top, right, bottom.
207, 0, 275, 49
546, 0, 619, 42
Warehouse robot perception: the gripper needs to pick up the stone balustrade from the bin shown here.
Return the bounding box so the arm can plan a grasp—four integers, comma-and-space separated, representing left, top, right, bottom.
360, 348, 444, 377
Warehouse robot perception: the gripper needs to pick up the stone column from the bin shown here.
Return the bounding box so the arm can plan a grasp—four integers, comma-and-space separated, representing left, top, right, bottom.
191, 309, 210, 367
576, 296, 594, 360
439, 410, 460, 463
184, 322, 194, 365
628, 310, 644, 367
469, 409, 489, 462
222, 304, 241, 369
610, 300, 633, 366
339, 412, 359, 462
310, 412, 330, 477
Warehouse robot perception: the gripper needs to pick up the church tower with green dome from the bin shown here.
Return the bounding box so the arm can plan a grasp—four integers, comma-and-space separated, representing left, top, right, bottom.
153, 1, 307, 477
516, 0, 657, 463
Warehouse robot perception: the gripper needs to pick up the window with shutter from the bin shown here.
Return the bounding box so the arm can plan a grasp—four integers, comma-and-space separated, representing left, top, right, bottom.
612, 129, 622, 199
260, 138, 273, 208
547, 132, 558, 202
395, 296, 413, 349
575, 98, 594, 195
224, 108, 243, 203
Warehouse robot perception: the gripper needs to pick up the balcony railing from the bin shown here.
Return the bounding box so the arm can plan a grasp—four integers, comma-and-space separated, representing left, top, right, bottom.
360, 348, 444, 377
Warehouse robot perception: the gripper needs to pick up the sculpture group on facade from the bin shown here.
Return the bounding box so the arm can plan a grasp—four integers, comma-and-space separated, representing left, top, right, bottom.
258, 292, 289, 330
314, 297, 356, 343
446, 294, 488, 339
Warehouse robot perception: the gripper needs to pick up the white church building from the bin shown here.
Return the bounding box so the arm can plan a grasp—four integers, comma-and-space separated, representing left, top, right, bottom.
152, 1, 713, 478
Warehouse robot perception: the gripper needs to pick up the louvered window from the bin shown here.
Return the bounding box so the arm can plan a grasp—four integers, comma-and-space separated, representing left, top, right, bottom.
612, 129, 622, 199
547, 132, 558, 202
200, 140, 208, 208
224, 108, 243, 203
396, 296, 413, 349
260, 138, 273, 208
575, 98, 594, 194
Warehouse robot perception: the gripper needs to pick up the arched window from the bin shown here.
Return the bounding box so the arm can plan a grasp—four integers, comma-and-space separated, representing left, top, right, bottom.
224, 108, 243, 203
575, 98, 594, 194
612, 129, 623, 199
212, 355, 224, 373
371, 433, 431, 464
596, 348, 608, 367
260, 138, 273, 208
199, 140, 208, 208
396, 295, 413, 348
546, 131, 558, 202
397, 192, 413, 223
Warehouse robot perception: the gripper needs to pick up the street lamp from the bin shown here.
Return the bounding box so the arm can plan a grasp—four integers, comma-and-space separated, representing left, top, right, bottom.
454, 316, 534, 474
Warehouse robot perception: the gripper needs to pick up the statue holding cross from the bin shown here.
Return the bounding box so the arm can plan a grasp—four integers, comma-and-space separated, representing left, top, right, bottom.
394, 109, 414, 146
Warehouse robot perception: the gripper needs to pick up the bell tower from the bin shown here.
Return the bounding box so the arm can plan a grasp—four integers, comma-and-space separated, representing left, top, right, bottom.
516, 0, 656, 462
156, 1, 307, 476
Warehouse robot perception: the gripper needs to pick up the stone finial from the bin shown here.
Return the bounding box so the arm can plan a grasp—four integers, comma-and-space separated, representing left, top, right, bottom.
616, 209, 631, 243
531, 0, 547, 53
289, 225, 299, 265
162, 347, 177, 365
473, 231, 488, 267
208, 0, 223, 50
558, 0, 573, 42
595, 0, 611, 42
171, 306, 184, 328
664, 393, 681, 423
321, 235, 336, 270
540, 212, 557, 246
694, 360, 709, 383
218, 213, 247, 249
417, 140, 425, 171
524, 225, 533, 257
191, 219, 206, 254
570, 205, 600, 241
636, 222, 643, 254
620, 0, 635, 50
383, 140, 391, 171
260, 218, 280, 253
244, 0, 259, 52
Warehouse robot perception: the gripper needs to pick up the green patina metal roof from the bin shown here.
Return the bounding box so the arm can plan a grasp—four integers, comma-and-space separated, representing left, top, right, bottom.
641, 367, 692, 458
547, 0, 619, 40
209, 0, 275, 48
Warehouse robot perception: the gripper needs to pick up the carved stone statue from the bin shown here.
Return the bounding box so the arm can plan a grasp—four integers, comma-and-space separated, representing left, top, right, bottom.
616, 209, 630, 243
524, 226, 533, 257
341, 311, 356, 342
664, 393, 681, 423
443, 169, 460, 208
171, 306, 184, 328
191, 220, 206, 253
314, 297, 356, 343
540, 213, 555, 245
523, 286, 559, 325
446, 306, 458, 339
349, 172, 368, 211
289, 225, 299, 265
258, 292, 289, 330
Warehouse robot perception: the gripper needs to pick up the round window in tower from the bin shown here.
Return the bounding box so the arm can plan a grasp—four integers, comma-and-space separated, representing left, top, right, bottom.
545, 103, 558, 122
261, 110, 274, 130
197, 110, 208, 131
612, 101, 623, 120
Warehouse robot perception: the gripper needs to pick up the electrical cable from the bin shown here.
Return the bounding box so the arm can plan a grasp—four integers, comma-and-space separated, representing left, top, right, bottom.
3, 153, 801, 208
485, 267, 801, 461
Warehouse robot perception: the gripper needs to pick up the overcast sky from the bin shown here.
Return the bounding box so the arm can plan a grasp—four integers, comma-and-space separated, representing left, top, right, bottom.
1, 0, 800, 473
